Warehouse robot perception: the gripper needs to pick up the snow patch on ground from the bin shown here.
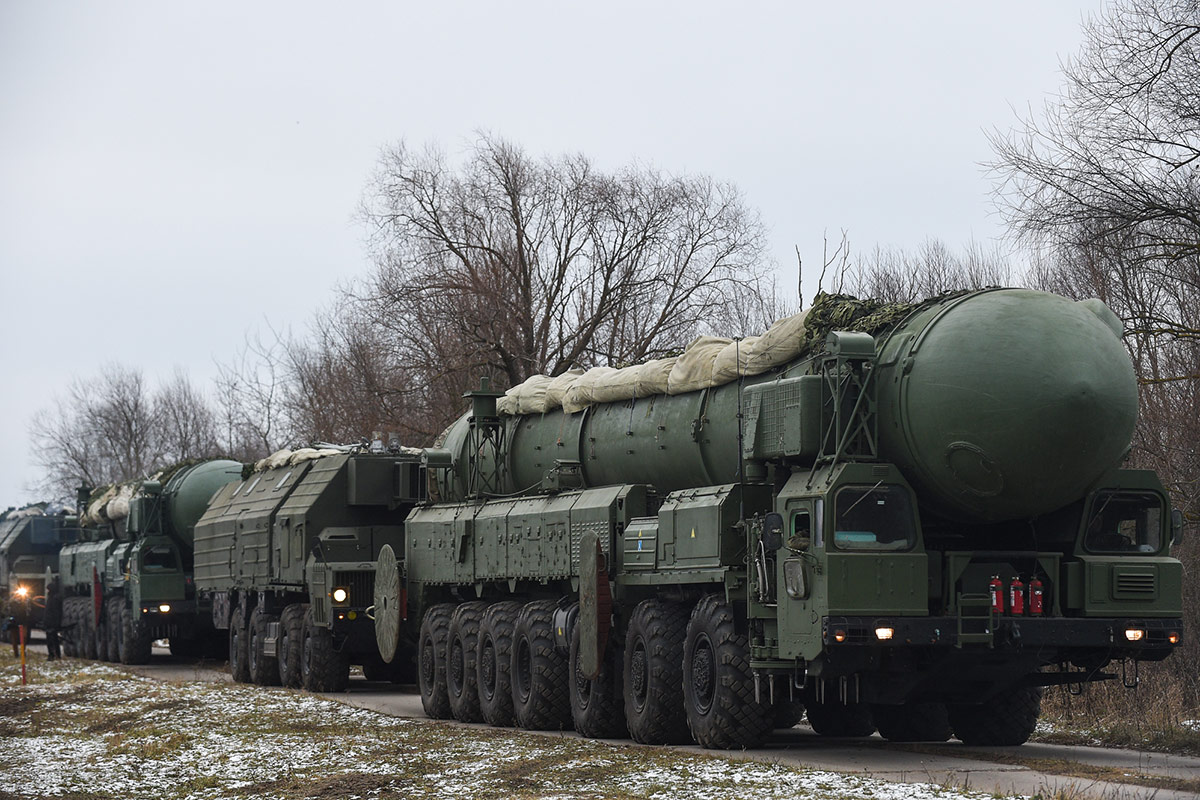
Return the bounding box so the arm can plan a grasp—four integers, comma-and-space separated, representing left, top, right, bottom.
1, 660, 1017, 800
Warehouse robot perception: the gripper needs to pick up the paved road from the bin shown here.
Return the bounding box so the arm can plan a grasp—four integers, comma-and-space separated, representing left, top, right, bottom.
110, 650, 1200, 800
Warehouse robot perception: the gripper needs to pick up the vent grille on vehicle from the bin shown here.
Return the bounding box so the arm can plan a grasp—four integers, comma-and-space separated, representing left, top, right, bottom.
334, 570, 375, 607
1114, 571, 1155, 598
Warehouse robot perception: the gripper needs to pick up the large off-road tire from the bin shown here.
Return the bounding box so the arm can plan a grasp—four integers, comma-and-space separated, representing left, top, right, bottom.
247, 605, 281, 686
774, 698, 806, 729
447, 601, 488, 723
570, 623, 627, 739
623, 599, 691, 744
805, 698, 876, 737
168, 635, 203, 659
104, 598, 122, 662
418, 603, 455, 719
872, 702, 953, 742
477, 600, 522, 727
361, 655, 400, 682
511, 599, 571, 731
277, 604, 306, 688
80, 600, 98, 660
92, 601, 108, 661
949, 687, 1042, 746
683, 594, 772, 749
118, 603, 152, 665
61, 598, 79, 658
229, 600, 251, 683
300, 607, 349, 693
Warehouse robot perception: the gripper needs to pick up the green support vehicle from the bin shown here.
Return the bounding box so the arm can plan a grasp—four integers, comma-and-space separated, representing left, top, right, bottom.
194, 443, 425, 691
375, 288, 1184, 749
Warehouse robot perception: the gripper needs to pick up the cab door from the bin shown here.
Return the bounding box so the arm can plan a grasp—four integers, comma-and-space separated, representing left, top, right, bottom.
777, 498, 825, 660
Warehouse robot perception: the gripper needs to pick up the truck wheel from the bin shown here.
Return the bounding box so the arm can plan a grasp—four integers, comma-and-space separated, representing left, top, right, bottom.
774, 698, 806, 729
805, 699, 876, 737
300, 607, 349, 692
62, 598, 78, 658
623, 599, 690, 744
104, 598, 122, 662
119, 603, 152, 665
277, 604, 306, 687
447, 601, 488, 723
683, 594, 772, 749
247, 606, 281, 686
168, 636, 202, 659
418, 603, 455, 718
872, 702, 952, 742
229, 600, 251, 683
80, 602, 97, 660
511, 599, 571, 731
476, 600, 522, 727
93, 603, 108, 661
569, 622, 627, 738
949, 687, 1042, 746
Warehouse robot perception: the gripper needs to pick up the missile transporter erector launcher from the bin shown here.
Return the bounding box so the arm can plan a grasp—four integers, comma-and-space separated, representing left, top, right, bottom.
380, 288, 1184, 749
194, 445, 425, 692
59, 459, 243, 664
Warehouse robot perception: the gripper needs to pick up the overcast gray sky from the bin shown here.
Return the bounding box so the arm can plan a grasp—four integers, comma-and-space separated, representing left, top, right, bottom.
0, 1, 1102, 504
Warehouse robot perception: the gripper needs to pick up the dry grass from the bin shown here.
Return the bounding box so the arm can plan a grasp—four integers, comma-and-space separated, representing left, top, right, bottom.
1035, 667, 1200, 756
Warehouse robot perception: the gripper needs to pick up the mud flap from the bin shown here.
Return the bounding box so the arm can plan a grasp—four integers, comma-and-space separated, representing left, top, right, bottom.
578, 530, 612, 680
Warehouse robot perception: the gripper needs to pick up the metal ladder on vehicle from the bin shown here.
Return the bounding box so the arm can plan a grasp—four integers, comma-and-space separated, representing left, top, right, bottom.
956, 593, 995, 648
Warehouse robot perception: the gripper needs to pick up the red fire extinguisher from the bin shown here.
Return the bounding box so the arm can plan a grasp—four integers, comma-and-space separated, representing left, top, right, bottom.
1029, 576, 1044, 616
1009, 576, 1026, 616
989, 575, 1004, 614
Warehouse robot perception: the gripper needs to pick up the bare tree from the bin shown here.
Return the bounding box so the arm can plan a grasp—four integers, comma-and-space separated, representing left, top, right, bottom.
214, 331, 292, 461
29, 364, 222, 494
819, 235, 1014, 304
155, 368, 220, 462
286, 300, 411, 444
990, 0, 1200, 341
358, 135, 787, 444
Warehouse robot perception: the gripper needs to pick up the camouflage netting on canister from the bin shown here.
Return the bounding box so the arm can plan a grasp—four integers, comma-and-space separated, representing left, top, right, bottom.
80, 458, 230, 527
497, 292, 937, 417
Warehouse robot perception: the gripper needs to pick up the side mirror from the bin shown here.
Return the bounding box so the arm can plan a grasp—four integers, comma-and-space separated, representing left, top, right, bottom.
1171, 508, 1183, 546
762, 512, 784, 551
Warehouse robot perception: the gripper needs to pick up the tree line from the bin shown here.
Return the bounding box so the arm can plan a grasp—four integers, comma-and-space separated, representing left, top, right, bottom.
31, 1, 1200, 557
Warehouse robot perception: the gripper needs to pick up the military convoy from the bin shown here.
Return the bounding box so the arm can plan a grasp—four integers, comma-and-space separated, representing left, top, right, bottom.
3, 287, 1186, 752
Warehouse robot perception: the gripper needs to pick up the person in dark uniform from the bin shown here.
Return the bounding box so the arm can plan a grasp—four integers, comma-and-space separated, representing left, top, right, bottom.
44, 576, 63, 660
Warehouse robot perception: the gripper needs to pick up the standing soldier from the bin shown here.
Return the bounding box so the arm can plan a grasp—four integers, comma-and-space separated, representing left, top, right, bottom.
44, 576, 63, 660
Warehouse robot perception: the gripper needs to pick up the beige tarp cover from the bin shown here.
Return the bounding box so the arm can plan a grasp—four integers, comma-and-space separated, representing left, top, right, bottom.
497, 308, 809, 416
253, 447, 344, 473
562, 367, 619, 414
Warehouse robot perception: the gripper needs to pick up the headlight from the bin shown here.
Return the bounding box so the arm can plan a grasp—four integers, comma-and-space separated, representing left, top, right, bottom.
1124, 628, 1145, 642
158, 604, 171, 613
875, 626, 895, 641
332, 587, 349, 605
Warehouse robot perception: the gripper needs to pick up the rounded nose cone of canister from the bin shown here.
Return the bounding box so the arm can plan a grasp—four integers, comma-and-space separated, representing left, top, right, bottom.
878, 289, 1137, 523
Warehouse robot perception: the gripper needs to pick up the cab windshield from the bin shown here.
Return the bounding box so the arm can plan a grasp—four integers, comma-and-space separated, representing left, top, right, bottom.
832, 484, 916, 551
141, 545, 179, 571
1084, 492, 1163, 554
